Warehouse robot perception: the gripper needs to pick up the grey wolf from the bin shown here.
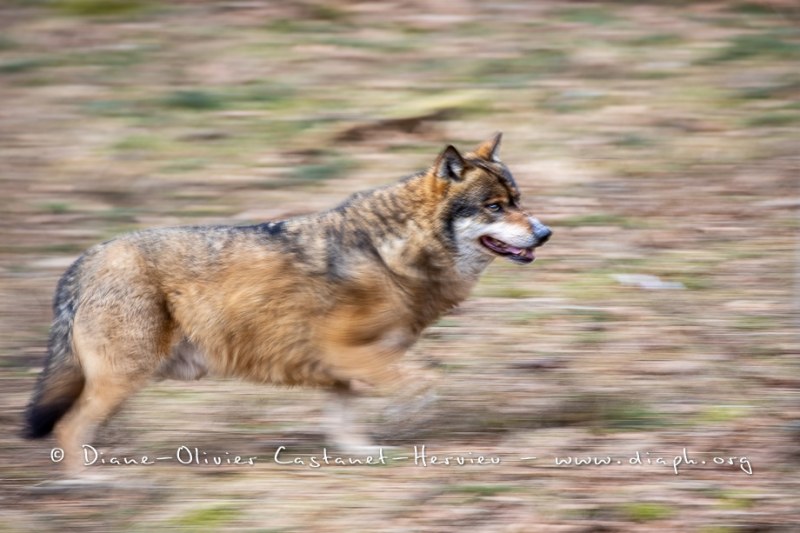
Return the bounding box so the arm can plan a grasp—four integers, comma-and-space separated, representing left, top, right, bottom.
24, 133, 551, 472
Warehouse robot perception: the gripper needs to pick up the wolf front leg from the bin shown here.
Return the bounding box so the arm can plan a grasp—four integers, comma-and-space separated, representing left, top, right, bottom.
324, 366, 440, 454
324, 380, 380, 455
319, 325, 418, 454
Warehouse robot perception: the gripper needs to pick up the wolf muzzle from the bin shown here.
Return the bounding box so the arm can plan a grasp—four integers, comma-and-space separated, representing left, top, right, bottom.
529, 218, 552, 247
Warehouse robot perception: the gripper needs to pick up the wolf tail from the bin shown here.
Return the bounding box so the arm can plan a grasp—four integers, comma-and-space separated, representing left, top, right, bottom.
24, 257, 86, 439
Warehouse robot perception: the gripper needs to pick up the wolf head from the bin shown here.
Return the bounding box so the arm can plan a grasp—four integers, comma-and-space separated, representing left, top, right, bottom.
432, 133, 551, 271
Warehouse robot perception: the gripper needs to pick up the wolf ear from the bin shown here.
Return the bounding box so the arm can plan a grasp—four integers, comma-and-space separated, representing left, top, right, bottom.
435, 145, 466, 180
474, 132, 502, 161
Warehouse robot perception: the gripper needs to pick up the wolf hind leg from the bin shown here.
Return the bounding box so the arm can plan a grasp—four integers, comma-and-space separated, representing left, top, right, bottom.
54, 373, 150, 475
54, 306, 173, 475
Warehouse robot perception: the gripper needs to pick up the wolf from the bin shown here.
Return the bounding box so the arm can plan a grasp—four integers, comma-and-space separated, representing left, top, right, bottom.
24, 133, 551, 473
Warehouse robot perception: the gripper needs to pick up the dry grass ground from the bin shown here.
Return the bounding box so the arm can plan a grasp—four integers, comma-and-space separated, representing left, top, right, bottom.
1, 1, 798, 531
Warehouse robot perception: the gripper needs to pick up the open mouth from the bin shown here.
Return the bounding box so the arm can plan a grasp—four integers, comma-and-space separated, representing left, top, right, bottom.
480, 235, 535, 264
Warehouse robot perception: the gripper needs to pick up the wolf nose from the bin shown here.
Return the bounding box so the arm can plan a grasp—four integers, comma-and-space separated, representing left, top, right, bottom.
529, 217, 551, 246
535, 226, 552, 246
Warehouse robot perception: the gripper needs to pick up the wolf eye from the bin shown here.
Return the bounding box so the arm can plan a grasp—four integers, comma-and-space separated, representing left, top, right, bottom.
485, 203, 503, 213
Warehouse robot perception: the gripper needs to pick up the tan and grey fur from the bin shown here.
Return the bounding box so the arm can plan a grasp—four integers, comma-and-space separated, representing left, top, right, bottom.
24, 134, 551, 472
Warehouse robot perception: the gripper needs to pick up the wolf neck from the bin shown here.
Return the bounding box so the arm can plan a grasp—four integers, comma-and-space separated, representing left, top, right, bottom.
285, 173, 484, 318
333, 174, 476, 278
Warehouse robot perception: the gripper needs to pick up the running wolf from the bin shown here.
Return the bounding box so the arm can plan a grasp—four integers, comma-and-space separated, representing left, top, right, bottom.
24, 134, 551, 472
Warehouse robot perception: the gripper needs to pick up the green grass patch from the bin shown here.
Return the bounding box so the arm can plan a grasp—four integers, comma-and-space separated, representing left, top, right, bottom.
694, 405, 750, 424
260, 157, 352, 189
161, 84, 297, 113
264, 18, 341, 35
612, 133, 653, 148
172, 504, 240, 530
744, 112, 800, 127
163, 90, 225, 111
39, 202, 72, 214
0, 58, 50, 74
620, 502, 674, 522
486, 286, 538, 299
83, 99, 142, 117
2, 48, 148, 76
558, 213, 646, 229
555, 6, 618, 26
69, 47, 149, 67
264, 18, 303, 33
728, 2, 784, 16
474, 269, 544, 299
626, 33, 683, 47
736, 79, 800, 100
632, 70, 679, 80
568, 307, 615, 324
716, 490, 757, 510
38, 242, 87, 254
314, 35, 413, 54
51, 0, 152, 17
291, 161, 348, 183
560, 271, 619, 301
239, 84, 294, 107
113, 134, 163, 152
98, 207, 141, 223
0, 36, 17, 51
602, 402, 666, 431
472, 49, 568, 80
159, 158, 209, 173
554, 393, 669, 431
506, 310, 551, 325
575, 329, 606, 346
734, 314, 779, 331
705, 31, 800, 63
676, 276, 714, 291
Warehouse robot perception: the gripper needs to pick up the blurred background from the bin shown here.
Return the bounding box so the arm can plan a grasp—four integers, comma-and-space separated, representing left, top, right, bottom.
1, 0, 798, 531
